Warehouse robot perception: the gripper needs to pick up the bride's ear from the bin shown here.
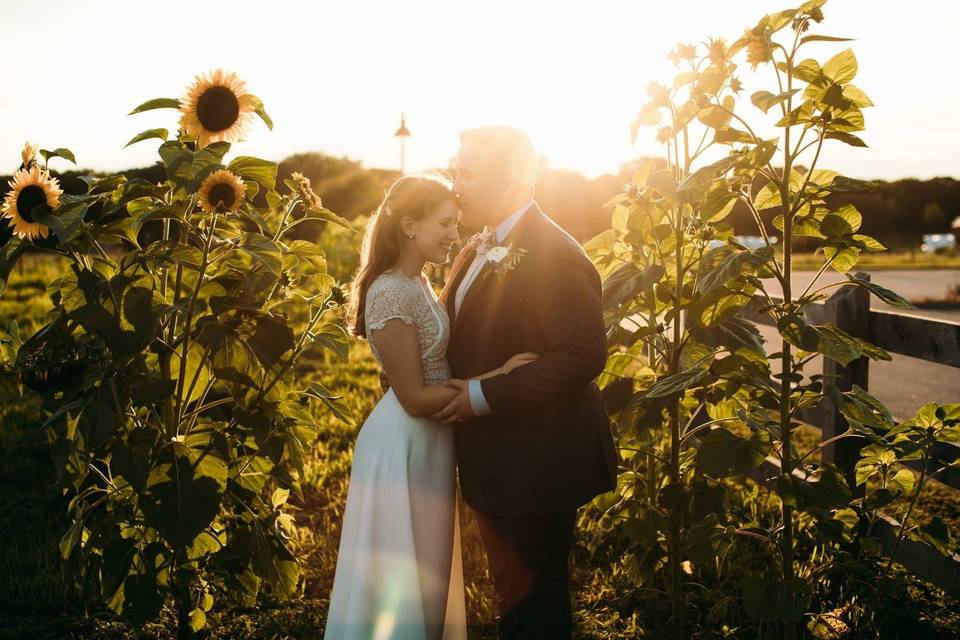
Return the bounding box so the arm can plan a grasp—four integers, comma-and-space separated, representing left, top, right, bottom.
400, 216, 417, 239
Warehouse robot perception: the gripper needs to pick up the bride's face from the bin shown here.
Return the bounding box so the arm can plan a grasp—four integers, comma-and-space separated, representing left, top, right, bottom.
409, 199, 460, 264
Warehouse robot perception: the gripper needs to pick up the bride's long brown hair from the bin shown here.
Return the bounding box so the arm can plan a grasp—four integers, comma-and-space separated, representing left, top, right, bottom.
347, 174, 456, 338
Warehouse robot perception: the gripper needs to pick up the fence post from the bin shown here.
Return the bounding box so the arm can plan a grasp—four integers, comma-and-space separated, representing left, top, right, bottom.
819, 271, 871, 495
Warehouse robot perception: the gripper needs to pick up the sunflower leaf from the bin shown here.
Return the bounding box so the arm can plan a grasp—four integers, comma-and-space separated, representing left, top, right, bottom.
305, 207, 355, 232
128, 98, 181, 115
252, 97, 273, 131
227, 156, 277, 190
124, 129, 169, 148
32, 206, 66, 239
39, 148, 76, 165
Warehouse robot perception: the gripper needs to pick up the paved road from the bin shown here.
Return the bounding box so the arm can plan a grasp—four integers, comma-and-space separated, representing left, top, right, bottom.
757, 270, 960, 418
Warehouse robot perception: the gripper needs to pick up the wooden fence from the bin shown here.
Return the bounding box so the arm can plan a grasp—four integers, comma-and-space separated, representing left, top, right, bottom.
738, 272, 960, 597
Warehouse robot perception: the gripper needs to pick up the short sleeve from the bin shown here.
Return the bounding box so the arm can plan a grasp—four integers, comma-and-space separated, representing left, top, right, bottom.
366, 278, 417, 332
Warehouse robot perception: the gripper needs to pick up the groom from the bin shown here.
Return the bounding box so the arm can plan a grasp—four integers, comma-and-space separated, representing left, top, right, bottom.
433, 126, 619, 639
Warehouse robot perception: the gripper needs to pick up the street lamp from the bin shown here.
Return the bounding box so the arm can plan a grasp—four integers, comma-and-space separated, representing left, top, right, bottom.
394, 111, 411, 174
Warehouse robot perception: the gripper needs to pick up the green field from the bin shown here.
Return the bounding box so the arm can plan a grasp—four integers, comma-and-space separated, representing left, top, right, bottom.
1, 257, 958, 639
791, 251, 960, 271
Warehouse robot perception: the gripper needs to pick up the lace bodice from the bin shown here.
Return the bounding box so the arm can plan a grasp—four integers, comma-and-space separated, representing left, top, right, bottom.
365, 270, 452, 385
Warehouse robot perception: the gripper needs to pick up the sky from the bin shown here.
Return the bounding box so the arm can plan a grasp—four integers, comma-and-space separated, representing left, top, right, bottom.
1, 0, 956, 181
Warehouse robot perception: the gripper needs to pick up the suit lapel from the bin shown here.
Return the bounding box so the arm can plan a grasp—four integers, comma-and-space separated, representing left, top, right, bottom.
449, 203, 544, 343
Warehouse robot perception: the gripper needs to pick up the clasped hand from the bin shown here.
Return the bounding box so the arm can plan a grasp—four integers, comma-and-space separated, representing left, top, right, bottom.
432, 352, 539, 424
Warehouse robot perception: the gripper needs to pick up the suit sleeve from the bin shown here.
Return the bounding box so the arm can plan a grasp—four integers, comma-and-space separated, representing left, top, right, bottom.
479, 243, 607, 416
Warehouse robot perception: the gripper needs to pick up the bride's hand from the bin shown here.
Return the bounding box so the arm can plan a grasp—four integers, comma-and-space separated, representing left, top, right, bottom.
500, 352, 539, 375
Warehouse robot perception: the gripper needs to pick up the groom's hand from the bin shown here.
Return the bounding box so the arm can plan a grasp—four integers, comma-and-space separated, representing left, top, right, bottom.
433, 379, 475, 423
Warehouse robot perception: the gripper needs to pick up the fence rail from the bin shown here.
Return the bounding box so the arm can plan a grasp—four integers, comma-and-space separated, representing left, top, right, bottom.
737, 272, 960, 596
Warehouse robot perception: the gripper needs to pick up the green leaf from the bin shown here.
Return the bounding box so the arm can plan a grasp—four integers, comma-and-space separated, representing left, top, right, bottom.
124, 128, 169, 148
602, 262, 664, 311
252, 96, 273, 130
697, 105, 733, 130
311, 323, 350, 362
239, 233, 283, 274
39, 147, 77, 165
305, 382, 356, 425
842, 84, 874, 108
247, 314, 295, 368
305, 206, 355, 232
825, 131, 868, 147
31, 206, 66, 240
59, 518, 83, 560
188, 608, 207, 632
128, 97, 181, 115
917, 516, 954, 555
845, 275, 914, 308
122, 571, 164, 627
644, 366, 710, 399
822, 204, 862, 236
742, 577, 806, 622
685, 514, 734, 564
696, 428, 772, 477
228, 156, 278, 190
800, 34, 854, 46
676, 156, 738, 202
697, 245, 772, 295
793, 58, 823, 84
750, 89, 800, 114
822, 48, 858, 84
692, 289, 754, 327
141, 444, 227, 549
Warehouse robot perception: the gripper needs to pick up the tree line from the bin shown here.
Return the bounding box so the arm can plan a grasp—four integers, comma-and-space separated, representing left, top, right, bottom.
3, 152, 957, 250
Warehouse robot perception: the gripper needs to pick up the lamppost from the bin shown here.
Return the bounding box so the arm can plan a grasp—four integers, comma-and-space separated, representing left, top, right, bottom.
394, 111, 411, 175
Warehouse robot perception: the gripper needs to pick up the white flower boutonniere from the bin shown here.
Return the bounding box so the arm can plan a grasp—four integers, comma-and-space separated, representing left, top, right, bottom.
484, 242, 527, 277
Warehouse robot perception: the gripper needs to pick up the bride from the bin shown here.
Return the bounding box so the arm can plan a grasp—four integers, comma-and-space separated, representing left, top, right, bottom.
324, 174, 537, 640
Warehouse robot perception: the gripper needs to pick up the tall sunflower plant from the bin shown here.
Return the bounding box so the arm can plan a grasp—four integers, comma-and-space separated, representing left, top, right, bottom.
588, 1, 916, 638
0, 70, 356, 635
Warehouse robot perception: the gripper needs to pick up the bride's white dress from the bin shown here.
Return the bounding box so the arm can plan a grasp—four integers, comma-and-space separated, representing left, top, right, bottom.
324, 270, 467, 640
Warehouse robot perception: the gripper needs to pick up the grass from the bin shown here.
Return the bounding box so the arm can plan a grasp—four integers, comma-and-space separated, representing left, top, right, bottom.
790, 251, 960, 271
1, 255, 959, 639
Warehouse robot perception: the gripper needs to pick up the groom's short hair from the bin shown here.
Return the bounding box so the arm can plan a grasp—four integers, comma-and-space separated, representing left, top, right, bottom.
459, 125, 538, 190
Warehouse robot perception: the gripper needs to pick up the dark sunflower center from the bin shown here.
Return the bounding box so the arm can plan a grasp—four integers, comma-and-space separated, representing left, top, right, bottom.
208, 183, 237, 210
16, 185, 47, 223
196, 86, 240, 132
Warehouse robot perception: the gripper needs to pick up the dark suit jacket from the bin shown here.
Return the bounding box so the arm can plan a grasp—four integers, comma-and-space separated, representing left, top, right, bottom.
440, 203, 619, 517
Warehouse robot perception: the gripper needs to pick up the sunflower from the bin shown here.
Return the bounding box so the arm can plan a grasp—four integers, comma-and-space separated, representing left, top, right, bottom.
2, 165, 63, 240
197, 170, 245, 214
179, 69, 258, 147
20, 142, 38, 170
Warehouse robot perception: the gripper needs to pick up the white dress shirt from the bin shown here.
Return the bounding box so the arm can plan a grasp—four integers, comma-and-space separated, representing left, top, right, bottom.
459, 200, 534, 417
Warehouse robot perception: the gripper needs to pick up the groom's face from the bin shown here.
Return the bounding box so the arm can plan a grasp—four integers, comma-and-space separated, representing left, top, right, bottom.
452, 143, 507, 230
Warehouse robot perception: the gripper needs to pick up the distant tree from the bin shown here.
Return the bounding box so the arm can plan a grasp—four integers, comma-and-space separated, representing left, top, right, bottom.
921, 201, 947, 232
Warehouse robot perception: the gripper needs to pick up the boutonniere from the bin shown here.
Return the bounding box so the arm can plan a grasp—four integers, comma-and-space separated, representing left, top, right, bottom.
482, 242, 527, 277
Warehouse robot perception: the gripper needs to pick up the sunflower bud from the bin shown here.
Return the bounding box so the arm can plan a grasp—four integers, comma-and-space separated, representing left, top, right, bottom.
291, 171, 322, 210
20, 142, 38, 170
707, 38, 728, 66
